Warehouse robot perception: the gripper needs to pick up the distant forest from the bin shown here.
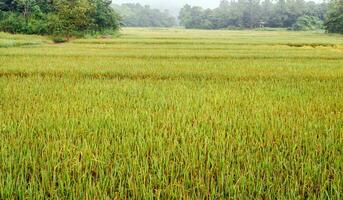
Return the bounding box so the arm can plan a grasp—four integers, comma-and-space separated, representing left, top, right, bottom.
113, 3, 176, 27
179, 0, 327, 30
115, 0, 342, 33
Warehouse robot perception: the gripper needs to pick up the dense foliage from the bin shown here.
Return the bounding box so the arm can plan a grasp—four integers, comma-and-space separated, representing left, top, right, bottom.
179, 0, 327, 30
0, 0, 120, 37
113, 3, 176, 28
325, 0, 343, 34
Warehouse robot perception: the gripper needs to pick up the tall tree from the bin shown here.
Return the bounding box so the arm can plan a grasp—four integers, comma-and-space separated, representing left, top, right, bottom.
325, 0, 343, 33
49, 0, 94, 37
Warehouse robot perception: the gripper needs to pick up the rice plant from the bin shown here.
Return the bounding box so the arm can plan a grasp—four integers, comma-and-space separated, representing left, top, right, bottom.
0, 29, 342, 199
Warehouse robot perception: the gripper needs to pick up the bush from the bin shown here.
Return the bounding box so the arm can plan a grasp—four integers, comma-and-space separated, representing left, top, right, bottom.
0, 13, 27, 34
27, 18, 49, 35
51, 36, 69, 43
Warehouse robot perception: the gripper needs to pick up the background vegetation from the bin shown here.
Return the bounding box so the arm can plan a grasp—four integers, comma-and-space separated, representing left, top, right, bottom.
113, 3, 176, 27
1, 0, 343, 35
177, 0, 343, 33
179, 0, 327, 30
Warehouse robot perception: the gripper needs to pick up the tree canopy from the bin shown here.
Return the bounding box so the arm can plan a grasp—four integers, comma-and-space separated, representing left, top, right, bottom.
325, 0, 343, 34
0, 0, 120, 36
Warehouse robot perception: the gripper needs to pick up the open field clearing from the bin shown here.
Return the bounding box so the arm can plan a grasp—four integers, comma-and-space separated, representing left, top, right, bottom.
1, 28, 343, 199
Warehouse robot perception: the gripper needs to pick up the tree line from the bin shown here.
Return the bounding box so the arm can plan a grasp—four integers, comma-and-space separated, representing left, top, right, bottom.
0, 0, 343, 36
179, 0, 327, 30
179, 0, 343, 33
0, 0, 119, 37
113, 3, 176, 28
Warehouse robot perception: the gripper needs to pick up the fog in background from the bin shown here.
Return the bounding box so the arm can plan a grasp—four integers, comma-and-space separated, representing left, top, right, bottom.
115, 0, 324, 17
115, 0, 220, 16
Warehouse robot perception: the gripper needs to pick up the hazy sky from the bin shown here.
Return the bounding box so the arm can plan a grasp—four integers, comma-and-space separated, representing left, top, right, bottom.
115, 0, 323, 16
115, 0, 220, 10
116, 0, 323, 9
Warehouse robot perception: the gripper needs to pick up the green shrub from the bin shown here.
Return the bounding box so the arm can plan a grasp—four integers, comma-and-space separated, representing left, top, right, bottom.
27, 18, 49, 35
0, 13, 27, 34
51, 36, 69, 43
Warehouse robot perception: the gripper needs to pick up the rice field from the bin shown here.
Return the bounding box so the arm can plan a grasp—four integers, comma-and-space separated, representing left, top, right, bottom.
0, 28, 343, 199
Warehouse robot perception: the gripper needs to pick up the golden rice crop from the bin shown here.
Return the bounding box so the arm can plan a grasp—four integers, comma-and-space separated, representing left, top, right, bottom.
0, 28, 343, 199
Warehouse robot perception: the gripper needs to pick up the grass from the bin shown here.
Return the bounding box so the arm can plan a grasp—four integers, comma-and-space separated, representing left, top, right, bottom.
0, 28, 343, 199
0, 32, 46, 48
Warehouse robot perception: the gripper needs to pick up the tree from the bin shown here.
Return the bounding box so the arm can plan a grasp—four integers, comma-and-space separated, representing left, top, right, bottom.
91, 0, 120, 31
243, 0, 261, 28
179, 4, 193, 28
0, 0, 120, 36
260, 0, 274, 25
325, 0, 343, 33
48, 0, 94, 37
179, 5, 215, 29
